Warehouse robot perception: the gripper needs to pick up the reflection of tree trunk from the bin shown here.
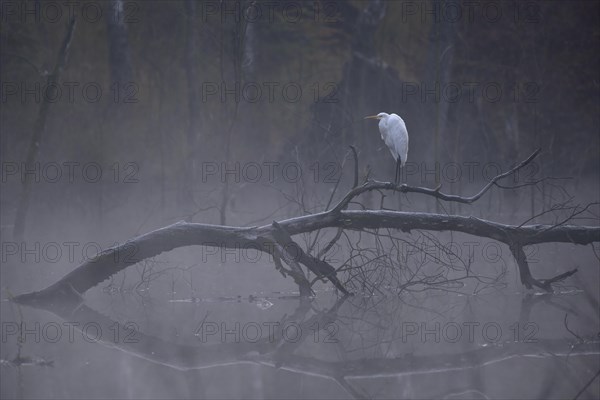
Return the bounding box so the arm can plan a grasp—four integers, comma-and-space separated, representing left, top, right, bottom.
13, 18, 76, 241
13, 292, 600, 400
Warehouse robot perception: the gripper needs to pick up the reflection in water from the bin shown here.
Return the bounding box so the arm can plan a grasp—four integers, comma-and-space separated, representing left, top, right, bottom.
3, 288, 599, 399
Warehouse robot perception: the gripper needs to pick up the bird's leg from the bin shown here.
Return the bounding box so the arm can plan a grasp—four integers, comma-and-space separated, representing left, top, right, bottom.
396, 158, 403, 210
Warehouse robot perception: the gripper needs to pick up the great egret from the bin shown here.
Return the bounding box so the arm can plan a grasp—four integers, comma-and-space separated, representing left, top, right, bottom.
365, 112, 409, 184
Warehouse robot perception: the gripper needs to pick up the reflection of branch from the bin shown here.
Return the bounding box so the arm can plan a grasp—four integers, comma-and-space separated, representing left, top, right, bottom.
250, 338, 600, 380
519, 293, 578, 323
15, 294, 364, 399
334, 377, 369, 400
564, 313, 584, 343
573, 369, 600, 400
14, 293, 600, 399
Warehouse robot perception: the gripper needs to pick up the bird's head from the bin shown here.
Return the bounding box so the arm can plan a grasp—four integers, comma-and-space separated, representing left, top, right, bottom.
364, 112, 389, 120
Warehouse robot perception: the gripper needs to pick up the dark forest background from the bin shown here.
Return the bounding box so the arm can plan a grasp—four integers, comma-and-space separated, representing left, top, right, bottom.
1, 0, 599, 235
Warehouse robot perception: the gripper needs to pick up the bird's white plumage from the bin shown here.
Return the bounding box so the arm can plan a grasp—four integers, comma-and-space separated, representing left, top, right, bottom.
378, 113, 408, 167
365, 112, 409, 184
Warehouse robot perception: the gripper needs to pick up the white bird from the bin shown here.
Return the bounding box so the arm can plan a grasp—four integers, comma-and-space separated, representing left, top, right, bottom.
365, 112, 409, 184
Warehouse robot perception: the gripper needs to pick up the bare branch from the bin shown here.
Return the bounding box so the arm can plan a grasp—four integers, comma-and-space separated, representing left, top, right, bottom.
331, 148, 542, 213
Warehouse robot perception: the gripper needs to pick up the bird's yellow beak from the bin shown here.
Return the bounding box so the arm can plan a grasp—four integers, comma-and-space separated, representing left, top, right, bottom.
364, 115, 380, 120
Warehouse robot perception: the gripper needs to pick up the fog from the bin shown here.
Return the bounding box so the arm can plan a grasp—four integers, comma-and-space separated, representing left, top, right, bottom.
1, 1, 599, 399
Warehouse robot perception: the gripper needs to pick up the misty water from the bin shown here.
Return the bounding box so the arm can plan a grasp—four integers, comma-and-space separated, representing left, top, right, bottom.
2, 1, 600, 399
2, 174, 599, 399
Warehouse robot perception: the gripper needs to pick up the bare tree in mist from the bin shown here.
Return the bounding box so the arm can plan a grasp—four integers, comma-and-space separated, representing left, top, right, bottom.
218, 1, 253, 225
106, 0, 134, 86
182, 0, 202, 206
425, 0, 458, 213
13, 17, 76, 242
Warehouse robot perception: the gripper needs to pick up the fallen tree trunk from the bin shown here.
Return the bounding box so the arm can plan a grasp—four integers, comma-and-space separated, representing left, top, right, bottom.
14, 208, 600, 304
12, 149, 600, 302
